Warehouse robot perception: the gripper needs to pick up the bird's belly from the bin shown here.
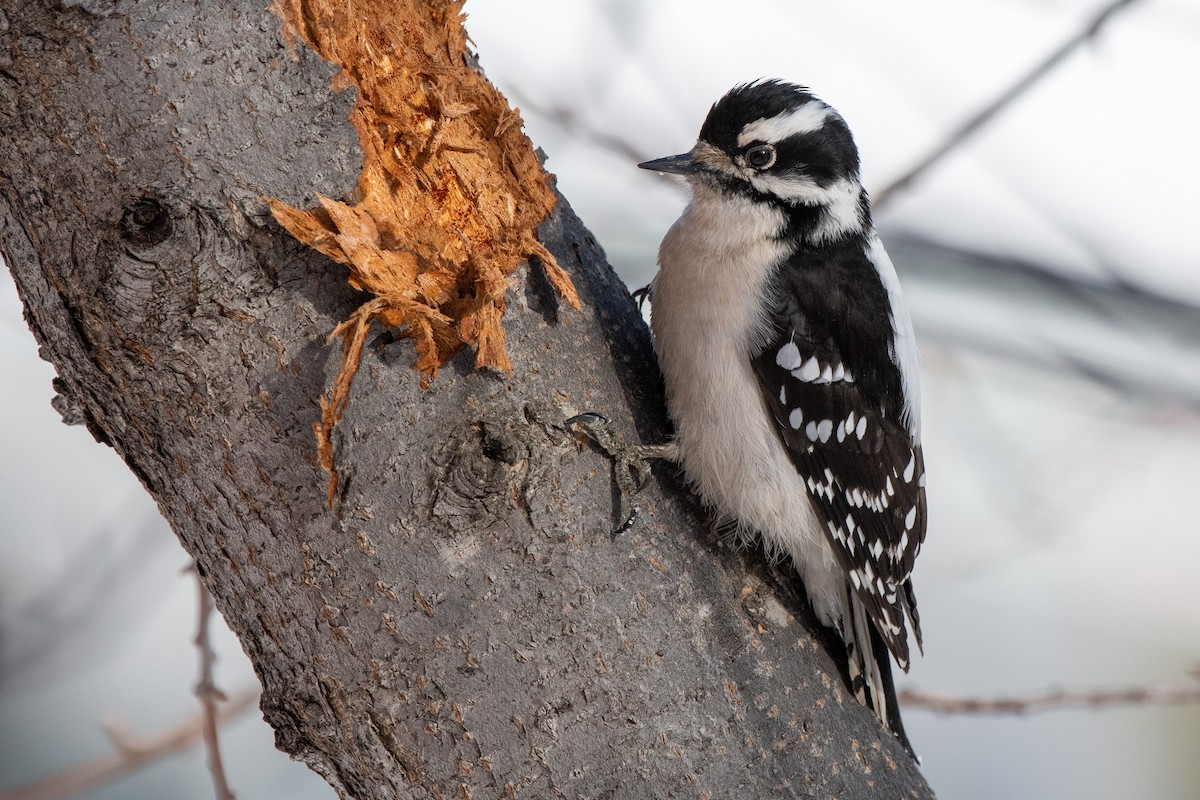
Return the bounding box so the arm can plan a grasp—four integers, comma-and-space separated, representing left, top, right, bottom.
651, 311, 845, 627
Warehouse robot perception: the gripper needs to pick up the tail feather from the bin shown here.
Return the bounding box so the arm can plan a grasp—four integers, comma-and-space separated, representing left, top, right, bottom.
905, 577, 924, 655
845, 590, 915, 756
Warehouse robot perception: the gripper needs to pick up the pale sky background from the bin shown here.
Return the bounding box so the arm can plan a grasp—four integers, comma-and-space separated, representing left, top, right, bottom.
2, 1, 1199, 798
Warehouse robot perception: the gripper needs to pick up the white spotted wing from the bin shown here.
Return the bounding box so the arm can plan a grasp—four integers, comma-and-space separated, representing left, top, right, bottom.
752, 317, 926, 668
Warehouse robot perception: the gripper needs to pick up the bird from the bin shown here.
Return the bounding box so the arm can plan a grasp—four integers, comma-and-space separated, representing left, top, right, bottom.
574, 79, 927, 752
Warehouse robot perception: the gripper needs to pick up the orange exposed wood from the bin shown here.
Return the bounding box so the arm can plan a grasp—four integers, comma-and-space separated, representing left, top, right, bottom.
266, 0, 579, 503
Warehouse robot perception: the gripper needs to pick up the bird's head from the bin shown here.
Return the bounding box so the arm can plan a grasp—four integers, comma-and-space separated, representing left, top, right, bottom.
641, 80, 869, 244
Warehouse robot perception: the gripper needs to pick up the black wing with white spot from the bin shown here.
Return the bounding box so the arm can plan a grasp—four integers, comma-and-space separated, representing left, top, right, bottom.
751, 268, 926, 667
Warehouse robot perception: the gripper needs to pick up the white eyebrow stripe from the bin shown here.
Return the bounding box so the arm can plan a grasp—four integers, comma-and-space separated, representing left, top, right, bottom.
737, 103, 830, 146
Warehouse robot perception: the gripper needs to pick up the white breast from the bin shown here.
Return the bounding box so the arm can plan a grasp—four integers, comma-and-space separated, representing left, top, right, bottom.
650, 184, 846, 626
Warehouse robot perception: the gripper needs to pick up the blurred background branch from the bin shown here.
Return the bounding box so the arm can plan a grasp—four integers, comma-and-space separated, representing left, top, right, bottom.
508, 86, 648, 164
192, 569, 237, 800
873, 0, 1145, 207
0, 689, 258, 800
901, 669, 1200, 714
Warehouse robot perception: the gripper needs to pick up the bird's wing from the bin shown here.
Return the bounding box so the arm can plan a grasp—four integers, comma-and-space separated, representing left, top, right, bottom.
751, 309, 926, 667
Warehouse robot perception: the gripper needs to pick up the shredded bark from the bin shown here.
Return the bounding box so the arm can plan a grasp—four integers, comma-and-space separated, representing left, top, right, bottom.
266, 0, 580, 503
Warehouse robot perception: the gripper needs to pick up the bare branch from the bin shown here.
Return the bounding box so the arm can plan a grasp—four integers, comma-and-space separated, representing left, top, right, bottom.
873, 0, 1143, 208
506, 86, 649, 164
193, 569, 238, 800
900, 674, 1200, 716
0, 689, 258, 800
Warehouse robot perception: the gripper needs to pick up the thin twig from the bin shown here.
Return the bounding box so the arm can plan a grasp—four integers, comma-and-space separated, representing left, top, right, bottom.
193, 568, 238, 800
505, 85, 649, 164
900, 679, 1200, 716
0, 689, 258, 800
873, 0, 1143, 208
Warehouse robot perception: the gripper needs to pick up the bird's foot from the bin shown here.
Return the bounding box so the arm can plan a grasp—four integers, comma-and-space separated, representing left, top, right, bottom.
565, 412, 676, 534
630, 284, 652, 313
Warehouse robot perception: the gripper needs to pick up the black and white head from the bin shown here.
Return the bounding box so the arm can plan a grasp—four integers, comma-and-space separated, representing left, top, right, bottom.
641, 80, 869, 245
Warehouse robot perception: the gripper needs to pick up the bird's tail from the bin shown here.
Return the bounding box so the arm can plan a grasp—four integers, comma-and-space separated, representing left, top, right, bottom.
844, 590, 914, 756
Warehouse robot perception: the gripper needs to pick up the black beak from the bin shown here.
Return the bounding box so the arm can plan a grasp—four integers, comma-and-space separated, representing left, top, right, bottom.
638, 151, 700, 175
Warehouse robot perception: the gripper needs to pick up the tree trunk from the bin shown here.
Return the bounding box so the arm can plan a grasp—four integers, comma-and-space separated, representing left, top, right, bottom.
0, 2, 934, 798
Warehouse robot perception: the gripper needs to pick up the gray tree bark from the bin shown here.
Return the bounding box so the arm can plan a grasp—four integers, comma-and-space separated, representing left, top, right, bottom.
0, 1, 934, 798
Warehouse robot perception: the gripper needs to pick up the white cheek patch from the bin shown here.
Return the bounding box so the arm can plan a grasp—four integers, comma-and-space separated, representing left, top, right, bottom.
737, 103, 830, 147
749, 171, 819, 201
749, 175, 863, 243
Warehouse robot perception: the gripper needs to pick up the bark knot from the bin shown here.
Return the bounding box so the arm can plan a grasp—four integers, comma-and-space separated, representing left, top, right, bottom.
430, 418, 529, 527
119, 196, 174, 247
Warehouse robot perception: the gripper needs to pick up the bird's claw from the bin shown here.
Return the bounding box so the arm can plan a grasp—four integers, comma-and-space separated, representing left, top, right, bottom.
630, 284, 652, 312
566, 412, 659, 533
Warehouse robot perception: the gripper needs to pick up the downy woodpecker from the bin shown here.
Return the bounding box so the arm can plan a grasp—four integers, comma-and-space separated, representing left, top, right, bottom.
587, 80, 928, 750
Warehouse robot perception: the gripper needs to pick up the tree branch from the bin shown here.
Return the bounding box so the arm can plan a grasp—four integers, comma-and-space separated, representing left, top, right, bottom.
900, 673, 1200, 715
0, 690, 259, 800
193, 568, 238, 800
506, 86, 649, 165
873, 0, 1144, 208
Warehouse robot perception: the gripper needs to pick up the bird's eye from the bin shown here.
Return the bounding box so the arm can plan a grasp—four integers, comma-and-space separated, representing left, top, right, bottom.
745, 144, 776, 170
